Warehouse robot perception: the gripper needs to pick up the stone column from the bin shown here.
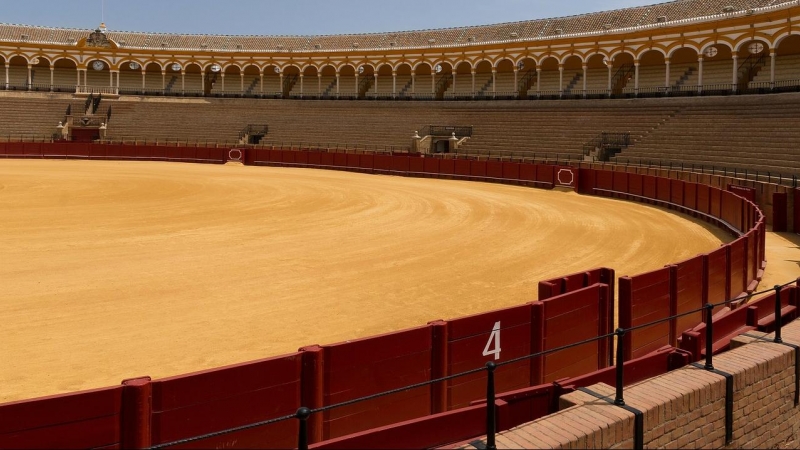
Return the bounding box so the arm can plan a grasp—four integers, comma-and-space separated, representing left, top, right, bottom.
491, 68, 497, 96
27, 64, 32, 90
558, 64, 564, 97
181, 71, 185, 94
162, 71, 166, 92
634, 61, 640, 95
533, 68, 540, 95
50, 66, 54, 91
471, 70, 476, 97
336, 73, 340, 94
582, 64, 587, 97
665, 59, 671, 91
607, 63, 612, 96
697, 56, 704, 94
5, 63, 9, 89
299, 74, 304, 97
240, 72, 244, 93
732, 54, 738, 92
770, 51, 776, 86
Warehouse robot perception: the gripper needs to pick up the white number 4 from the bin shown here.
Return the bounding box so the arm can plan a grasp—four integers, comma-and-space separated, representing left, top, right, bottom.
482, 321, 502, 360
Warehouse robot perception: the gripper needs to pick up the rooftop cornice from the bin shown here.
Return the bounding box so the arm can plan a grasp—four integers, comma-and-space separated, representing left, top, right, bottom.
0, 0, 795, 53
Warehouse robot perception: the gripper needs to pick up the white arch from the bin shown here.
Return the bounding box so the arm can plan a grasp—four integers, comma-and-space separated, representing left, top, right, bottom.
733, 36, 772, 53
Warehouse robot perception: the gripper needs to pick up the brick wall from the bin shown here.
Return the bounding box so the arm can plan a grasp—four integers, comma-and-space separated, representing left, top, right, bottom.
489, 320, 800, 449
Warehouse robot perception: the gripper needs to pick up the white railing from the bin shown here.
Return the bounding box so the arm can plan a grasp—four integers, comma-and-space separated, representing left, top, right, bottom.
75, 85, 119, 96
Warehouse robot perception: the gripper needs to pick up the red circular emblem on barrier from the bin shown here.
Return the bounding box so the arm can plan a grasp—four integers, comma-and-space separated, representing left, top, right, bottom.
228, 149, 243, 162
557, 168, 575, 186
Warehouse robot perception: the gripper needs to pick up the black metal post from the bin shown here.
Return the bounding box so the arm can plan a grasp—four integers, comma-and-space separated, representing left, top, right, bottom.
775, 285, 783, 344
615, 328, 625, 406
705, 304, 714, 371
486, 361, 497, 450
296, 407, 310, 450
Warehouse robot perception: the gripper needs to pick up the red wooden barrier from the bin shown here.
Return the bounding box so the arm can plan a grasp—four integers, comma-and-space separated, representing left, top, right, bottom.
475, 384, 554, 432
656, 177, 671, 202
595, 170, 613, 191
470, 160, 487, 179
454, 159, 471, 178
486, 160, 503, 180
728, 237, 748, 300
554, 346, 679, 397
728, 185, 756, 203
358, 153, 373, 171
309, 402, 492, 450
673, 255, 706, 337
150, 353, 303, 447
392, 156, 410, 173
531, 284, 610, 384
680, 306, 754, 360
696, 183, 711, 215
501, 161, 520, 182
423, 157, 440, 175
319, 152, 335, 167
577, 168, 596, 194
706, 245, 730, 308
409, 155, 424, 173
345, 153, 359, 168
670, 179, 684, 206
612, 171, 628, 194
774, 192, 788, 232
322, 326, 432, 439
628, 173, 644, 197
746, 285, 798, 332
536, 164, 554, 186
373, 154, 392, 173
618, 267, 672, 360
439, 158, 455, 177
333, 152, 348, 167
446, 305, 532, 410
0, 386, 123, 449
642, 175, 657, 200
683, 182, 698, 211
709, 187, 722, 219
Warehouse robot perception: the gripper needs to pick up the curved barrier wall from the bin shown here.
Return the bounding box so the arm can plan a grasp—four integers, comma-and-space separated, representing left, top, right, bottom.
0, 144, 768, 449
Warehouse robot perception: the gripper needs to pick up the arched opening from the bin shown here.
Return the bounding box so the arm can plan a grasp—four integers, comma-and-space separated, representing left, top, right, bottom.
243, 65, 260, 97
164, 62, 183, 95
8, 56, 29, 90
300, 65, 318, 98
537, 56, 560, 98
637, 50, 667, 94
414, 62, 432, 98
584, 54, 608, 97
611, 52, 635, 95
318, 65, 336, 98
338, 64, 356, 98
356, 64, 374, 99
562, 55, 583, 97
51, 58, 78, 92
773, 35, 800, 85
736, 39, 769, 90
395, 63, 412, 98
699, 44, 733, 90
473, 60, 492, 97
516, 57, 536, 98
434, 61, 453, 99
119, 60, 143, 94
29, 57, 50, 91
282, 65, 301, 98
184, 63, 203, 97
494, 59, 515, 98
262, 65, 280, 98
453, 61, 472, 97
86, 59, 112, 92
221, 65, 241, 96
144, 62, 163, 95
669, 47, 699, 93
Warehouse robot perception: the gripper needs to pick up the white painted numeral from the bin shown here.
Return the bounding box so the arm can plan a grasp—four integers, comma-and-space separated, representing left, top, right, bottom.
482, 321, 502, 360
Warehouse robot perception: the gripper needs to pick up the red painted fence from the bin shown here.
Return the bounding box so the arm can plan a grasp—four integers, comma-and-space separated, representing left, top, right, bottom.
0, 145, 769, 449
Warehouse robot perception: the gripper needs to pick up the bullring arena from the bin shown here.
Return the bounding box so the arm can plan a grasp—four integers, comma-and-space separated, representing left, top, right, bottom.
5, 0, 800, 449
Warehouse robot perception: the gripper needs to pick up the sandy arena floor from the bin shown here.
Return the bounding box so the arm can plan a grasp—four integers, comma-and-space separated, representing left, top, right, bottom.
0, 159, 794, 403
